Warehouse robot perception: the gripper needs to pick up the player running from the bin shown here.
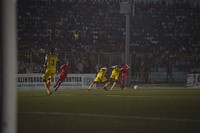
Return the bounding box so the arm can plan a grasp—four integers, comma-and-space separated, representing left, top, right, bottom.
120, 64, 130, 90
87, 65, 109, 91
54, 62, 70, 92
103, 65, 121, 90
42, 48, 58, 95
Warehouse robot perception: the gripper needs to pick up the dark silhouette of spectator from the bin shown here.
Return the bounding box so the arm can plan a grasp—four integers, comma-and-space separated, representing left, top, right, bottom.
17, 0, 200, 74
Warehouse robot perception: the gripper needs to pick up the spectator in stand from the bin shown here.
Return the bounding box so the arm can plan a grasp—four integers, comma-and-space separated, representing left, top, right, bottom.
17, 1, 200, 73
77, 60, 84, 73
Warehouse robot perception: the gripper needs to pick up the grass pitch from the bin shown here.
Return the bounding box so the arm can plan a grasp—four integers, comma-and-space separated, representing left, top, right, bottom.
18, 88, 200, 133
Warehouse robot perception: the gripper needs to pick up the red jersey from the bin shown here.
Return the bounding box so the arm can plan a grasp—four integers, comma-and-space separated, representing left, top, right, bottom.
121, 64, 130, 78
60, 64, 70, 76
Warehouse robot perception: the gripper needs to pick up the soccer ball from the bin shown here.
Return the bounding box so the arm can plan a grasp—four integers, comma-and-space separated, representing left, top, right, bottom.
134, 85, 138, 90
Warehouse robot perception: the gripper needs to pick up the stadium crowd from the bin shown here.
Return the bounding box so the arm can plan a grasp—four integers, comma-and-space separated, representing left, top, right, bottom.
17, 0, 200, 74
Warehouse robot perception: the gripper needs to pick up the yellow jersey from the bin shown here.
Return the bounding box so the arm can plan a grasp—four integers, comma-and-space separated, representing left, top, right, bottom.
94, 67, 108, 82
111, 67, 121, 76
110, 66, 121, 80
97, 67, 107, 77
45, 54, 58, 72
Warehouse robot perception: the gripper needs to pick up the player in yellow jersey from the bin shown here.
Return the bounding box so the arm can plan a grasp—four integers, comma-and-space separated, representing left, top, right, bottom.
103, 65, 121, 90
87, 65, 108, 91
42, 48, 58, 95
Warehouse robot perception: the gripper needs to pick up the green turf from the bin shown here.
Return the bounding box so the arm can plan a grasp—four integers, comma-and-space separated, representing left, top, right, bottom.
17, 88, 200, 133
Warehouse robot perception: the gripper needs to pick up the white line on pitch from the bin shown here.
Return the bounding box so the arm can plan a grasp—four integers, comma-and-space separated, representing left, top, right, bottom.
55, 93, 200, 99
19, 111, 200, 123
104, 95, 200, 99
85, 94, 200, 99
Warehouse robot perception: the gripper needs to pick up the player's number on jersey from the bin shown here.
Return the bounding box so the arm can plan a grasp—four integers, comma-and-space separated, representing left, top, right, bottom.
50, 59, 55, 66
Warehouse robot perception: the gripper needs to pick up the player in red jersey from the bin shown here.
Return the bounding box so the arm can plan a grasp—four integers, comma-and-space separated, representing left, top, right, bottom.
54, 62, 70, 91
120, 64, 130, 90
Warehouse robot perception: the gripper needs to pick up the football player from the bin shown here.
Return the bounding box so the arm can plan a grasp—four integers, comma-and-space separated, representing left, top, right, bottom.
42, 48, 58, 95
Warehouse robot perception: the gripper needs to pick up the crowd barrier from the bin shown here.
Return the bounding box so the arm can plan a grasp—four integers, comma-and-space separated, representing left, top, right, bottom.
17, 73, 199, 89
17, 73, 95, 90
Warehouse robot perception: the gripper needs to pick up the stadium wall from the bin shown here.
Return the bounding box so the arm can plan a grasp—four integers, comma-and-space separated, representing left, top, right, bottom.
17, 74, 95, 90
149, 71, 187, 83
17, 72, 198, 90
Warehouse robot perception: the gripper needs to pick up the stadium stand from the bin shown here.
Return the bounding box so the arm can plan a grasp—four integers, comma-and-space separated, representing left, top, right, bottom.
17, 0, 200, 83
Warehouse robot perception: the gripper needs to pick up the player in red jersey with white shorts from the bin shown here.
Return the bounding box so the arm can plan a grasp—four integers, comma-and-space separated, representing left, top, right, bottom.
54, 62, 70, 91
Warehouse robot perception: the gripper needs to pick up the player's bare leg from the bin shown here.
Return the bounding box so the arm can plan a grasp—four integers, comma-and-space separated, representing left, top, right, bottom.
45, 79, 52, 95
110, 82, 116, 90
120, 79, 125, 90
55, 81, 61, 92
88, 82, 95, 91
54, 81, 59, 89
54, 80, 60, 91
103, 81, 110, 91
